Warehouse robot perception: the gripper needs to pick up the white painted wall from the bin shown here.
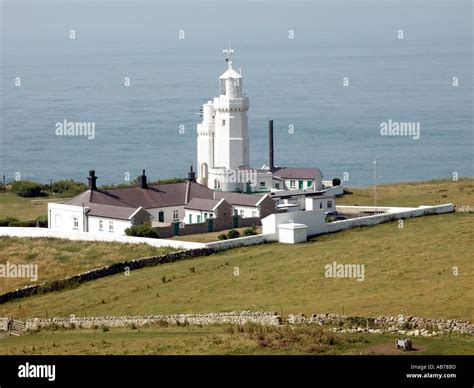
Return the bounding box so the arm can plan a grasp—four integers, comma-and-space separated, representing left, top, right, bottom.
262, 204, 455, 239
0, 227, 206, 250
233, 205, 259, 218
262, 209, 327, 237
88, 217, 131, 235
148, 206, 184, 225
48, 203, 86, 232
184, 209, 214, 224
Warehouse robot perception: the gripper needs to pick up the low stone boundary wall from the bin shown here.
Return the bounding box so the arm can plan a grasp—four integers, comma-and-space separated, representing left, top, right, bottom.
324, 204, 454, 235
288, 313, 473, 336
1, 312, 471, 337
0, 317, 10, 331
455, 205, 474, 213
23, 311, 282, 330
0, 248, 215, 305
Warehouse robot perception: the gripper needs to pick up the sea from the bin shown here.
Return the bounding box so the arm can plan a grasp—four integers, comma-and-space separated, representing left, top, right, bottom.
0, 0, 472, 187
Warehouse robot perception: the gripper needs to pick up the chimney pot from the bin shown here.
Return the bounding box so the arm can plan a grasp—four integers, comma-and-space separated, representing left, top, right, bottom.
87, 170, 97, 191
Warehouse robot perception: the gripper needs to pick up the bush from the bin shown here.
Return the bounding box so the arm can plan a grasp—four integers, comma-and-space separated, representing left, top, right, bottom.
226, 229, 240, 239
9, 220, 36, 227
243, 225, 257, 236
10, 180, 44, 197
217, 233, 227, 240
332, 178, 342, 187
35, 215, 48, 227
125, 223, 159, 238
0, 217, 19, 227
51, 180, 87, 196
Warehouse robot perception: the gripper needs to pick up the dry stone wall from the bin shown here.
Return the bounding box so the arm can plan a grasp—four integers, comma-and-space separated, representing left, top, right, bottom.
23, 311, 282, 330
288, 313, 474, 336
0, 248, 215, 304
1, 312, 471, 337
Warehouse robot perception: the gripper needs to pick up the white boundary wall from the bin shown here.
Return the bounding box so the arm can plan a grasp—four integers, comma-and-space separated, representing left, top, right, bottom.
326, 204, 454, 234
0, 227, 205, 250
262, 204, 454, 240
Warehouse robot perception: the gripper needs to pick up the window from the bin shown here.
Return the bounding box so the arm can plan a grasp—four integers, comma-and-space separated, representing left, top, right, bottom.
73, 216, 79, 230
222, 119, 226, 126
259, 181, 266, 188
290, 180, 296, 188
109, 221, 114, 232
252, 211, 257, 217
173, 210, 179, 220
240, 209, 245, 217
275, 183, 280, 189
298, 180, 304, 190
99, 220, 103, 231
319, 202, 323, 209
197, 215, 201, 223
158, 211, 164, 222
327, 201, 333, 209
204, 213, 208, 219
189, 214, 192, 224
209, 213, 213, 218
307, 180, 313, 187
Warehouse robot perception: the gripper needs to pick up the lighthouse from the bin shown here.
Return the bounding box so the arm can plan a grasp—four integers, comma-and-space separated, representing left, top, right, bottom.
197, 47, 324, 193
197, 46, 250, 191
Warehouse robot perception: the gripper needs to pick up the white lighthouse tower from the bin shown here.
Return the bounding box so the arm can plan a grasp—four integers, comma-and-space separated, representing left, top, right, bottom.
197, 47, 250, 191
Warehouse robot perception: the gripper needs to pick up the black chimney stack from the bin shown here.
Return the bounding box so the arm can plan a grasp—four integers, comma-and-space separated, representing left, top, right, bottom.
269, 120, 275, 172
188, 165, 196, 183
138, 169, 148, 189
88, 170, 97, 191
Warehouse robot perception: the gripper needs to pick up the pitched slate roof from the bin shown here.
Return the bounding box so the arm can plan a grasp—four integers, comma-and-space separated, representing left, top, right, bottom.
272, 167, 322, 180
184, 198, 223, 211
213, 191, 267, 207
64, 182, 214, 210
86, 204, 144, 220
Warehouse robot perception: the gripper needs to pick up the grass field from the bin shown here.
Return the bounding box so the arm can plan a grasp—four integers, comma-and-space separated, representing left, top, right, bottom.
0, 324, 472, 355
170, 226, 262, 242
0, 237, 176, 293
0, 192, 68, 221
1, 212, 472, 322
337, 178, 474, 207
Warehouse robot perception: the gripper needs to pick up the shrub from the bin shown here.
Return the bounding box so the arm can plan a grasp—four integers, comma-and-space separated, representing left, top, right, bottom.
51, 179, 87, 196
226, 229, 240, 239
243, 225, 257, 236
10, 180, 44, 197
9, 220, 36, 227
217, 233, 227, 240
0, 217, 19, 227
101, 325, 110, 332
35, 215, 48, 227
125, 223, 159, 238
332, 178, 342, 187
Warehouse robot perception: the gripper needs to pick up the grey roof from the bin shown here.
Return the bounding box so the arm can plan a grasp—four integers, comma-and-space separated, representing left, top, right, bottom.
272, 167, 322, 180
86, 204, 144, 220
64, 182, 214, 210
270, 189, 334, 199
213, 191, 266, 207
184, 198, 223, 211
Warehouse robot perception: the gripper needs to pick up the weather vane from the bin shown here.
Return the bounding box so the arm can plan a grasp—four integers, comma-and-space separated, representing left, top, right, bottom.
223, 41, 234, 66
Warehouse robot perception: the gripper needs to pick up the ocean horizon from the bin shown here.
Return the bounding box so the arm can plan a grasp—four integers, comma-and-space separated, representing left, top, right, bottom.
1, 0, 472, 187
